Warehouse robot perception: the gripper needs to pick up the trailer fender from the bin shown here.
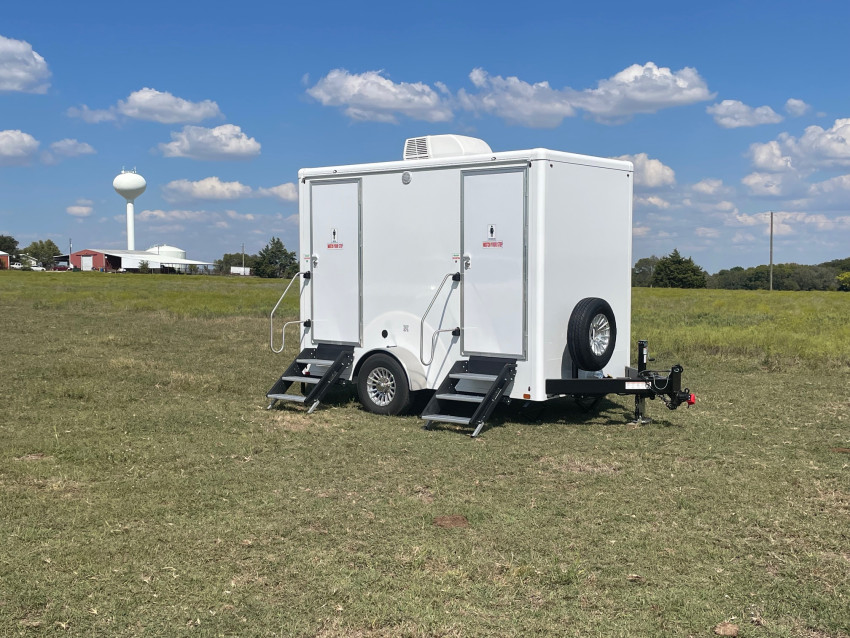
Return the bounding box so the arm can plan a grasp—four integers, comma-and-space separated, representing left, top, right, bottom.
354, 347, 427, 391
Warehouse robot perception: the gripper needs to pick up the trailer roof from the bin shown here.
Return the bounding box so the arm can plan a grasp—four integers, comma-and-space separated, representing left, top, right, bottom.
299, 148, 632, 179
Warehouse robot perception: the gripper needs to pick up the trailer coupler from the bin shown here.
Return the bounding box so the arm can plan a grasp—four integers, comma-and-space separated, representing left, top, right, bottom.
544, 340, 695, 424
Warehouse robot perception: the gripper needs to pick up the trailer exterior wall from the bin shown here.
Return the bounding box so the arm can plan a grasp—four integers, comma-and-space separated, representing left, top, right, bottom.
297, 148, 633, 401
538, 157, 633, 395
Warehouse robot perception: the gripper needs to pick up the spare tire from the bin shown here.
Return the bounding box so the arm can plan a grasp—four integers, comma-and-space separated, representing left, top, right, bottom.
568, 297, 616, 371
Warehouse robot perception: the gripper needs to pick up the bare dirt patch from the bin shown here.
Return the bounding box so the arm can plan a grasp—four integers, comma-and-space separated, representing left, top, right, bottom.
433, 515, 469, 529
15, 453, 52, 462
413, 485, 434, 504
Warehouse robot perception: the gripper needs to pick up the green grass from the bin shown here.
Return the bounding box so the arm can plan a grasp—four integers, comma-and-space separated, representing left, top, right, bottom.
1, 271, 848, 637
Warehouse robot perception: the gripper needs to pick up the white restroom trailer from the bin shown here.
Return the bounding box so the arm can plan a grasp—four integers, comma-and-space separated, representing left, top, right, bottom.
268, 136, 694, 436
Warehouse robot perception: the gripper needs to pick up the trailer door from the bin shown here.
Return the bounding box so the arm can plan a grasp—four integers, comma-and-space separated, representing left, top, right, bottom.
461, 168, 527, 358
310, 179, 361, 345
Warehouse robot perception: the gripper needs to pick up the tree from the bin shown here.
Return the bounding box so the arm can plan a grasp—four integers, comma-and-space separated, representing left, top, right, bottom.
0, 234, 18, 256
214, 251, 259, 274
22, 239, 61, 269
254, 237, 297, 278
837, 272, 850, 291
632, 255, 659, 287
650, 249, 707, 288
138, 260, 151, 274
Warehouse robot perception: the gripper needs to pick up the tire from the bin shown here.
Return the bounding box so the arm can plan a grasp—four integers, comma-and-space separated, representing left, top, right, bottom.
567, 297, 616, 371
356, 353, 411, 416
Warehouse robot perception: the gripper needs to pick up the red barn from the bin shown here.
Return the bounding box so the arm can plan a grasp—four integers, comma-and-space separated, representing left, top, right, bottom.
70, 249, 108, 271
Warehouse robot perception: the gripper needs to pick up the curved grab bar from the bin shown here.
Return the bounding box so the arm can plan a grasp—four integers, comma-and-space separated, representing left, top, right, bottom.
419, 272, 460, 365
270, 272, 308, 353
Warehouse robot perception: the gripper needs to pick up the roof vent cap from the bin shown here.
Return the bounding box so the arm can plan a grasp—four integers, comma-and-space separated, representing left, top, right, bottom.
403, 135, 491, 160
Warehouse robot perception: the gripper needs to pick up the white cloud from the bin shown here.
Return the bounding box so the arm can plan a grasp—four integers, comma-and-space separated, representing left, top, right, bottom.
732, 231, 755, 244
785, 119, 850, 168
632, 225, 651, 237
617, 153, 675, 188
457, 69, 575, 127
810, 173, 850, 196
162, 176, 298, 202
749, 119, 850, 173
460, 62, 713, 126
785, 98, 810, 117
42, 138, 96, 164
0, 129, 39, 165
66, 198, 93, 217
117, 88, 222, 123
158, 125, 261, 160
706, 100, 783, 128
694, 227, 720, 238
748, 140, 794, 172
731, 212, 768, 227
163, 177, 252, 202
137, 209, 208, 222
0, 35, 50, 93
570, 62, 714, 122
309, 62, 712, 127
66, 104, 117, 123
256, 183, 298, 201
635, 195, 671, 209
225, 210, 255, 221
741, 171, 806, 197
691, 179, 724, 196
307, 69, 452, 124
68, 88, 222, 124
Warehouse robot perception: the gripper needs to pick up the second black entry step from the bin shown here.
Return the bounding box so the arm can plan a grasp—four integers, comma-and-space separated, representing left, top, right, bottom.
421, 357, 516, 437
267, 344, 354, 413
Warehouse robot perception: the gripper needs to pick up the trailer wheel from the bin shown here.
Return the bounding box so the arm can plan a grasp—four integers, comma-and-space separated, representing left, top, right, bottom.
357, 354, 411, 416
568, 297, 617, 371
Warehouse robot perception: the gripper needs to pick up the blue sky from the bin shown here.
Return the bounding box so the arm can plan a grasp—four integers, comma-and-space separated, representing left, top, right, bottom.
2, 0, 849, 273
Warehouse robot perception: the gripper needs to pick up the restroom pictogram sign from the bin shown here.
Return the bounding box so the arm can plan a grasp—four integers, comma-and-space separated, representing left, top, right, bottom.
327, 227, 343, 249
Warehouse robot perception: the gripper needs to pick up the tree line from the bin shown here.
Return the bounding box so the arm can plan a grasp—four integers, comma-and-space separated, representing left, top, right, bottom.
633, 250, 850, 291
214, 237, 298, 278
0, 235, 61, 269
1, 233, 298, 278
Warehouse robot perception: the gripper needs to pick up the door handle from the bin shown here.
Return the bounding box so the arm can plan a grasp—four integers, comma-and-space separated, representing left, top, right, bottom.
311, 254, 318, 267
462, 254, 471, 270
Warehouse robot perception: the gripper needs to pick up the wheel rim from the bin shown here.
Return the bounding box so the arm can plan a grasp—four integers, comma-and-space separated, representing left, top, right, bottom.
589, 313, 611, 356
366, 366, 396, 407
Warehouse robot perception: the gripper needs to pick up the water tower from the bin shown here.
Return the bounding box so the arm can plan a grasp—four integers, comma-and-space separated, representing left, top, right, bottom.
113, 169, 146, 250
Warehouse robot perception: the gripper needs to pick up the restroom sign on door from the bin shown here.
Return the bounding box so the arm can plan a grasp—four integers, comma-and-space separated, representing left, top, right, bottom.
327, 227, 343, 249
483, 223, 502, 248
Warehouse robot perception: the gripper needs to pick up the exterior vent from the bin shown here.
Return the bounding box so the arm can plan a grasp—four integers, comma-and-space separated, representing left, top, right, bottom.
403, 135, 492, 160
404, 137, 430, 160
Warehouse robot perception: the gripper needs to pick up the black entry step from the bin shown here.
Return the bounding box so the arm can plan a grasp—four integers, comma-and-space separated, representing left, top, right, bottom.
421, 357, 516, 437
267, 393, 307, 403
267, 344, 354, 413
278, 375, 321, 384
435, 393, 483, 403
421, 414, 470, 425
296, 358, 335, 366
449, 372, 497, 382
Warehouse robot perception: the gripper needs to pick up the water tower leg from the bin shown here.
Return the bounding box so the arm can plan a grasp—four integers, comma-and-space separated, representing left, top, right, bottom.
126, 200, 135, 250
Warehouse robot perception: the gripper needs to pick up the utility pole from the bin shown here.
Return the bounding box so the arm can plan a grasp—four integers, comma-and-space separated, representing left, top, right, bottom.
241, 243, 245, 271
769, 211, 774, 291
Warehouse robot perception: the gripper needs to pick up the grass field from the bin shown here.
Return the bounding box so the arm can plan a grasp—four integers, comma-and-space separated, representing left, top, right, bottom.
1, 272, 848, 637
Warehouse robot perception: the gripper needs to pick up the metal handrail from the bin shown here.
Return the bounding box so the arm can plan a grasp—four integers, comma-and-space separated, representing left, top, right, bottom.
419, 272, 460, 365
270, 272, 307, 353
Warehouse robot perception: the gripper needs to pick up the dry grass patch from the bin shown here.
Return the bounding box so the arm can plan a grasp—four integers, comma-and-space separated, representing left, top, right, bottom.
538, 454, 621, 474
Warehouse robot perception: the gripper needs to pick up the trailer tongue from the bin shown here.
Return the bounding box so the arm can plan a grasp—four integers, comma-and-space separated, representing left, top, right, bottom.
267, 135, 694, 435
